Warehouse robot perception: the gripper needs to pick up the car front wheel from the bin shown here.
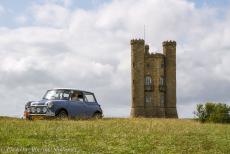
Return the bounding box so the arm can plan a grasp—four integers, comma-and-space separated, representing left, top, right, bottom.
56, 110, 68, 119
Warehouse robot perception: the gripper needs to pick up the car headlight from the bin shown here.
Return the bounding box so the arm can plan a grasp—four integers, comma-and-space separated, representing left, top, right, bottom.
31, 107, 36, 113
37, 108, 41, 113
42, 107, 47, 113
47, 102, 54, 108
26, 108, 30, 112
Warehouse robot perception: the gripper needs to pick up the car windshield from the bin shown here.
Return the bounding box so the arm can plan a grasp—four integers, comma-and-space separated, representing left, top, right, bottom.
43, 90, 70, 100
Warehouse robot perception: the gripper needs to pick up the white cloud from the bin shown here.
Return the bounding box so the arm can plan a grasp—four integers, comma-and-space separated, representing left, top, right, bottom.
45, 0, 73, 7
31, 2, 70, 27
0, 0, 230, 118
15, 16, 28, 24
0, 5, 5, 15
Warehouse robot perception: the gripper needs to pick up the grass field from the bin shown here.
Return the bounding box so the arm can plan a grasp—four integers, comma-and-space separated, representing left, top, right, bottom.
0, 117, 230, 154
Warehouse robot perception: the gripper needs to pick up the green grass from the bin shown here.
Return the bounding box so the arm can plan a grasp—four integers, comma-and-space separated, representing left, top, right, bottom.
0, 118, 229, 154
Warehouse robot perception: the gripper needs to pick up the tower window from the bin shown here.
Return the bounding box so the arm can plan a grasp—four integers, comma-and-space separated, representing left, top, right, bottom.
160, 77, 164, 86
145, 95, 152, 103
145, 76, 152, 85
145, 76, 153, 91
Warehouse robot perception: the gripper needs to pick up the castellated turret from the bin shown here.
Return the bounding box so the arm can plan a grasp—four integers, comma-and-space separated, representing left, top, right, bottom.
130, 39, 145, 117
130, 39, 178, 118
163, 41, 178, 118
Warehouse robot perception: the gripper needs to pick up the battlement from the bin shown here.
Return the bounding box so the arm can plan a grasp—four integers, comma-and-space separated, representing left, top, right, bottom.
162, 40, 176, 47
151, 53, 164, 58
130, 39, 145, 45
145, 51, 164, 58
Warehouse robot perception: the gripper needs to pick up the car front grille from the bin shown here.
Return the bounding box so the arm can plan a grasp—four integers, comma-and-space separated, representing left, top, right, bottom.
30, 106, 47, 114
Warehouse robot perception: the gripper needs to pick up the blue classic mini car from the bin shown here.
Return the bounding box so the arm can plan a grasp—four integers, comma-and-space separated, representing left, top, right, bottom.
24, 88, 103, 120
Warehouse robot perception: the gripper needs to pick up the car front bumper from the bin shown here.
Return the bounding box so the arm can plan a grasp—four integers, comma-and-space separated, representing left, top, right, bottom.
24, 111, 55, 120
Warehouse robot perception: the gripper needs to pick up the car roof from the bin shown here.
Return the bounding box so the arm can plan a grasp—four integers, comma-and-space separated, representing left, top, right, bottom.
48, 88, 94, 94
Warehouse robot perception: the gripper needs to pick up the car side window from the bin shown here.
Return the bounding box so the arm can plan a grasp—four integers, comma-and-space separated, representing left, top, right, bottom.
71, 92, 84, 102
62, 91, 70, 100
84, 93, 96, 103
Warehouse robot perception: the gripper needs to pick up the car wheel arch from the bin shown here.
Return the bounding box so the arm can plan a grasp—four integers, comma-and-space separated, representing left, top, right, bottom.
94, 110, 102, 114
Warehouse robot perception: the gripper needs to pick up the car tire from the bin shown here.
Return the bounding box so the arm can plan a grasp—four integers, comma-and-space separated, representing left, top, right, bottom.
93, 112, 102, 119
56, 110, 68, 119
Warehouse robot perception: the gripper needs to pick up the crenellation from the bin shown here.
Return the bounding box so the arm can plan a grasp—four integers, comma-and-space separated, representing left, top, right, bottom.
146, 53, 164, 58
130, 39, 145, 45
162, 40, 176, 47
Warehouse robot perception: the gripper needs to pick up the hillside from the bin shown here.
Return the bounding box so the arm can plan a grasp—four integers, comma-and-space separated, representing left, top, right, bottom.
0, 118, 229, 153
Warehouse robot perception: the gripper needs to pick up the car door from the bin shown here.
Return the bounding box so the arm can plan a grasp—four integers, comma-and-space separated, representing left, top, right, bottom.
84, 93, 98, 117
68, 100, 86, 118
68, 92, 86, 118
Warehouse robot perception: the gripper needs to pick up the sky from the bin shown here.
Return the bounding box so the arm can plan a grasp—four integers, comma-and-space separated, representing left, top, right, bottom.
0, 0, 230, 118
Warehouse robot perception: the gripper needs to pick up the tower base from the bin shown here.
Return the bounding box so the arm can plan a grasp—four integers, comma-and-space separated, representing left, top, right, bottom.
130, 107, 145, 117
165, 107, 178, 118
130, 107, 178, 118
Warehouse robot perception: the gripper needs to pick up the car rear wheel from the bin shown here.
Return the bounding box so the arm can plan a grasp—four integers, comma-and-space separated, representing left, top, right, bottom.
56, 110, 68, 119
93, 112, 102, 119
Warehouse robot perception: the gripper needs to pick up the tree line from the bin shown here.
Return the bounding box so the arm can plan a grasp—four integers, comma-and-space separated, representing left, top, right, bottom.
194, 102, 230, 123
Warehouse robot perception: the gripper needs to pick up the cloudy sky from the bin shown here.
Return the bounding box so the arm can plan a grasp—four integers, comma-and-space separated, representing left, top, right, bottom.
0, 0, 230, 118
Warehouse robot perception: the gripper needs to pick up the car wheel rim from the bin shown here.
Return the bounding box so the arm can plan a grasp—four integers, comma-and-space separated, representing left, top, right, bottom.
58, 111, 67, 119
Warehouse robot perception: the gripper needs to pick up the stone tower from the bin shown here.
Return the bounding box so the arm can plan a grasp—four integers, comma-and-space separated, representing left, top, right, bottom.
130, 39, 178, 118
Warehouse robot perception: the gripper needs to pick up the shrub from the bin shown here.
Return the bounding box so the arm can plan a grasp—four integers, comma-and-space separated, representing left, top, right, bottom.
195, 102, 230, 123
